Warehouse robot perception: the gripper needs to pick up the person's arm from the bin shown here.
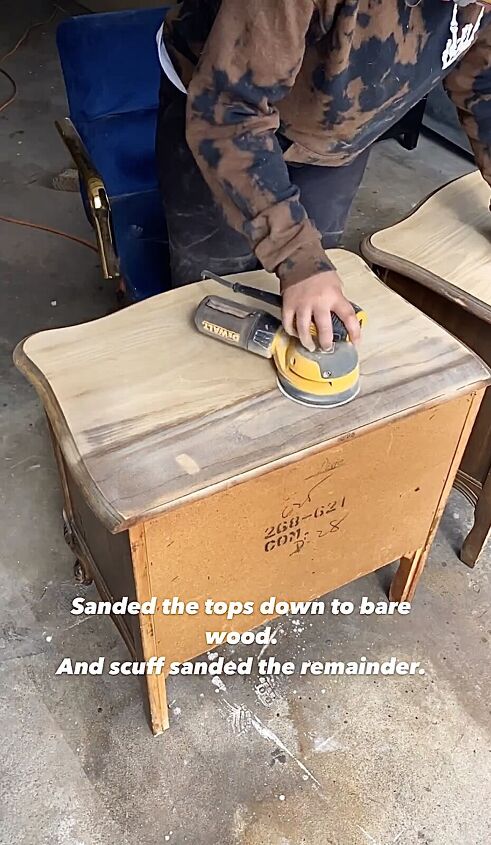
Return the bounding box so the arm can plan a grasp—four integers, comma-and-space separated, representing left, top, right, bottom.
443, 22, 491, 188
186, 0, 361, 350
186, 0, 327, 286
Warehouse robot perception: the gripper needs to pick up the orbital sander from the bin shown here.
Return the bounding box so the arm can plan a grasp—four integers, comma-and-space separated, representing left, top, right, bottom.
195, 271, 366, 408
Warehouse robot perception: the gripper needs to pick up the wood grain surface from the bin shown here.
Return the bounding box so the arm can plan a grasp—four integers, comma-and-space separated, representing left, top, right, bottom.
13, 249, 490, 533
362, 171, 491, 320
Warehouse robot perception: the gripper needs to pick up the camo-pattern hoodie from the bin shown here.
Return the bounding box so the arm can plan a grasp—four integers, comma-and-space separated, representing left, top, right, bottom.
163, 1, 491, 288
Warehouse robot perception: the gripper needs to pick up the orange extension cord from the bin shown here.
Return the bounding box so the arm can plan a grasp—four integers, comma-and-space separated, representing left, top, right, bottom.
0, 6, 97, 253
0, 8, 58, 114
0, 214, 98, 252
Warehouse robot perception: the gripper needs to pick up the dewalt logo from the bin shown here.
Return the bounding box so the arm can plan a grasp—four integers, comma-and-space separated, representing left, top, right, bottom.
201, 321, 240, 343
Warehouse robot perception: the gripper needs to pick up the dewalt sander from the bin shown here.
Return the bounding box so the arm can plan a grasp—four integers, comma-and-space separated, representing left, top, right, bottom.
195, 271, 366, 408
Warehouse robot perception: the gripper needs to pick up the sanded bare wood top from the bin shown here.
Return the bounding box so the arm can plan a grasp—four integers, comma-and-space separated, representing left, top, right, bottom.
363, 171, 491, 321
14, 250, 490, 532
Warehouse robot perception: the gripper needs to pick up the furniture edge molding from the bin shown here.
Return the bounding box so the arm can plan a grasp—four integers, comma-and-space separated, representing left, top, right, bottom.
361, 235, 491, 325
13, 337, 123, 533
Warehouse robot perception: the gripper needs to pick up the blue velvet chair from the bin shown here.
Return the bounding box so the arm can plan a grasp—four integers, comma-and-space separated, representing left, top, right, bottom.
56, 8, 170, 301
56, 7, 427, 302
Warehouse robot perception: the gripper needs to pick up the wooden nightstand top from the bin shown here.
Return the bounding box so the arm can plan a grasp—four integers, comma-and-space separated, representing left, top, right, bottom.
363, 171, 491, 321
14, 249, 490, 532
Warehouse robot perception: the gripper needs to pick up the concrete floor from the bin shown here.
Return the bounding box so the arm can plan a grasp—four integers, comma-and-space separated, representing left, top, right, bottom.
1, 3, 490, 844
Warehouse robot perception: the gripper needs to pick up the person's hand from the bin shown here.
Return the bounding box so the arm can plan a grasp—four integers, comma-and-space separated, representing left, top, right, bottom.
282, 270, 361, 352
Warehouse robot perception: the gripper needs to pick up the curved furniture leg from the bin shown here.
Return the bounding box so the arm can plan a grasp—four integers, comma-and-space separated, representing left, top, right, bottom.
389, 548, 427, 603
390, 391, 485, 600
63, 511, 94, 585
461, 469, 491, 568
73, 557, 94, 586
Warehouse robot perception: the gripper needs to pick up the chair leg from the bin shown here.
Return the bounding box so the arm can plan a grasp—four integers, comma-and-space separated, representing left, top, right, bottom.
460, 468, 491, 568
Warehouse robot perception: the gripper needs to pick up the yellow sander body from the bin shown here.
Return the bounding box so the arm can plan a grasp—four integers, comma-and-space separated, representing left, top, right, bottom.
195, 273, 366, 408
272, 328, 362, 407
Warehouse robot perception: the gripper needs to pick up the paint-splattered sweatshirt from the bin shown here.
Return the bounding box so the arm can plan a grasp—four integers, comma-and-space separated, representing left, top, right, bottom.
163, 1, 491, 288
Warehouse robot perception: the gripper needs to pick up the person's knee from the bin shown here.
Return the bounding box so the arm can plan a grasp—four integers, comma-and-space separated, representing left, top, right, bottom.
320, 229, 344, 249
170, 247, 258, 287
